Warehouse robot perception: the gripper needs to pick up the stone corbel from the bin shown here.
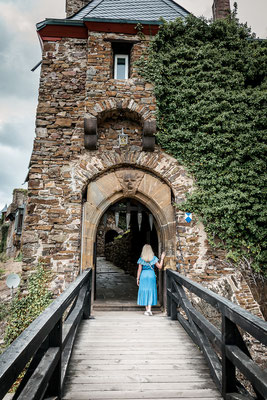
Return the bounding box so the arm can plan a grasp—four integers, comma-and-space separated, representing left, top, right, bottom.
84, 117, 97, 150
142, 120, 156, 152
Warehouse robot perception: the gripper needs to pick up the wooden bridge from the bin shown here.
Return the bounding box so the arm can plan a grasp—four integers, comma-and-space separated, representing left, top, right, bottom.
0, 268, 266, 400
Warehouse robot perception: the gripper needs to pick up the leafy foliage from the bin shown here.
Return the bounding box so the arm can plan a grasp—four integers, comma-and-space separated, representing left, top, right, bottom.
0, 224, 9, 253
138, 14, 267, 274
4, 266, 52, 346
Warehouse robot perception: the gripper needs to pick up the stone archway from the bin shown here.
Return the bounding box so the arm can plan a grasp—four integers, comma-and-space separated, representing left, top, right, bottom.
82, 168, 176, 274
86, 98, 155, 122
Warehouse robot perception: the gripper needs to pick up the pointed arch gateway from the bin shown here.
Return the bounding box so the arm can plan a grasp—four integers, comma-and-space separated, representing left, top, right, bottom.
81, 168, 177, 304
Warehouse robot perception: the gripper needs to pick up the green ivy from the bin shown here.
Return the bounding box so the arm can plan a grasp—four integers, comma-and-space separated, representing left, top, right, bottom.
4, 266, 52, 346
0, 224, 9, 253
138, 13, 267, 274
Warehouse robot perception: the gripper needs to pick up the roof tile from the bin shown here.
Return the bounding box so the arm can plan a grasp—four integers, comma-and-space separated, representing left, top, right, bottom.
70, 0, 189, 22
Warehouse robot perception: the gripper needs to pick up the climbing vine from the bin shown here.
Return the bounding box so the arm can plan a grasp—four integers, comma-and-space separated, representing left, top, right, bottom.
138, 12, 267, 274
0, 224, 9, 254
4, 266, 52, 346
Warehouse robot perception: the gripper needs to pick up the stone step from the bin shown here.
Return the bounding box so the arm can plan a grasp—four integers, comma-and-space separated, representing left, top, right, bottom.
92, 302, 162, 312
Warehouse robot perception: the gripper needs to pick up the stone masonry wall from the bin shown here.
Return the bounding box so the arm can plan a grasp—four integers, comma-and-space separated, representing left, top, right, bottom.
96, 212, 122, 256
22, 37, 87, 292
85, 32, 155, 121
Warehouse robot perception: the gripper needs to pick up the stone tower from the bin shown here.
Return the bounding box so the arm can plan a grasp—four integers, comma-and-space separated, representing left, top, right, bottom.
21, 0, 263, 317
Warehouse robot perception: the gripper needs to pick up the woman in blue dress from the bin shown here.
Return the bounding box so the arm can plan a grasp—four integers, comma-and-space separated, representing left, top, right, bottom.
137, 244, 165, 315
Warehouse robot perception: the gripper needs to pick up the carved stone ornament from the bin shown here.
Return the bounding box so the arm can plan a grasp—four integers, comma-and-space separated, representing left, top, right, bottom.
116, 170, 144, 196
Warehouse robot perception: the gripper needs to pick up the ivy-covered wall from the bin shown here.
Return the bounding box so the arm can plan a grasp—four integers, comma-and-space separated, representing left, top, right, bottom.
138, 12, 266, 276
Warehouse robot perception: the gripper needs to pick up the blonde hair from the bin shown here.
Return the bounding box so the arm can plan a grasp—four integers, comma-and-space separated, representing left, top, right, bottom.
141, 244, 154, 262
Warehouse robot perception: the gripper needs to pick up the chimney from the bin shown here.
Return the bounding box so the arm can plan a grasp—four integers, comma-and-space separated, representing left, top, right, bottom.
212, 0, 231, 20
66, 0, 88, 18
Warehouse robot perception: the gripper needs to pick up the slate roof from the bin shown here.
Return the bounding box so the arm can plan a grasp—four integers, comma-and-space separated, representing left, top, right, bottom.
70, 0, 189, 22
0, 204, 7, 214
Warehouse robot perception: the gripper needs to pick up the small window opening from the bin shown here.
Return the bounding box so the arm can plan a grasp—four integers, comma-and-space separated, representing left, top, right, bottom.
15, 206, 25, 235
114, 54, 129, 79
112, 42, 133, 80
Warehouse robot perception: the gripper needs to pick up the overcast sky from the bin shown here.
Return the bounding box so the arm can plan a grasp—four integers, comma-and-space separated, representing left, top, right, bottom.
0, 0, 266, 210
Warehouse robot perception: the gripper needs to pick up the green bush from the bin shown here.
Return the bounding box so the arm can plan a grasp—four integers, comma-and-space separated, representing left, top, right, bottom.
138, 12, 267, 274
0, 224, 9, 253
4, 266, 52, 346
14, 252, 23, 262
0, 302, 10, 322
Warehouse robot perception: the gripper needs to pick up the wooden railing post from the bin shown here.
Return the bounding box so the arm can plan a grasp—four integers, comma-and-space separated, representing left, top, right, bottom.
170, 281, 177, 321
46, 318, 63, 399
222, 316, 237, 398
166, 270, 171, 317
83, 273, 92, 320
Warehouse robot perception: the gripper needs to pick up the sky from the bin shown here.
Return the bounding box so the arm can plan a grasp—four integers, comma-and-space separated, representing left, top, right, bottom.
0, 0, 266, 211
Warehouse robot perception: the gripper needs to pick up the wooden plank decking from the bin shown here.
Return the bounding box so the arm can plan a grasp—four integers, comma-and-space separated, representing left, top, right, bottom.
63, 311, 223, 399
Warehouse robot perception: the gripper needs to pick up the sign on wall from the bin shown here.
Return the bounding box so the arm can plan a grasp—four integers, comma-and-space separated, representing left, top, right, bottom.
185, 212, 192, 223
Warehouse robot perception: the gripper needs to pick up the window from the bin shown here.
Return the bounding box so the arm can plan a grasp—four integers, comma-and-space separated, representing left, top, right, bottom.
114, 54, 129, 80
14, 205, 25, 235
110, 41, 135, 79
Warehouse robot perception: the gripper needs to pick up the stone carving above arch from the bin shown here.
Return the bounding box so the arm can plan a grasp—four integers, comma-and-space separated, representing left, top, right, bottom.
115, 169, 144, 196
74, 150, 193, 204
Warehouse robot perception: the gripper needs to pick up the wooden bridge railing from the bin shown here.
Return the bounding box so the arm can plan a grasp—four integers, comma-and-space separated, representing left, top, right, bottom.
167, 269, 267, 400
0, 268, 92, 400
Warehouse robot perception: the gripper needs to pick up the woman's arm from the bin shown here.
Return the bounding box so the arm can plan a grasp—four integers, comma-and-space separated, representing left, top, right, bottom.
137, 264, 142, 286
155, 252, 166, 270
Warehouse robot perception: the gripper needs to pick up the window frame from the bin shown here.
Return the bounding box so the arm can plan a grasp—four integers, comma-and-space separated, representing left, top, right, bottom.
14, 206, 25, 235
114, 54, 129, 80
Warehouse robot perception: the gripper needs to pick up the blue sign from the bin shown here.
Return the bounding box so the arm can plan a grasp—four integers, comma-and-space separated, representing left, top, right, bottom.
185, 212, 192, 223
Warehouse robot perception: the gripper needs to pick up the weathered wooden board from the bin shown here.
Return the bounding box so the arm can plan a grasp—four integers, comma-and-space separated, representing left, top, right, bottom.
63, 389, 222, 399
62, 312, 223, 400
65, 374, 212, 383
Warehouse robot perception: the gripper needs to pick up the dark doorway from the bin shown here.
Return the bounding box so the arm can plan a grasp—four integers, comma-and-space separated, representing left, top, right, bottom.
105, 230, 119, 245
95, 198, 161, 306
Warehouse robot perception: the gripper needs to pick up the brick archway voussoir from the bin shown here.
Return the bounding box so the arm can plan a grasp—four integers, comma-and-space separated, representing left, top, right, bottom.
87, 98, 154, 123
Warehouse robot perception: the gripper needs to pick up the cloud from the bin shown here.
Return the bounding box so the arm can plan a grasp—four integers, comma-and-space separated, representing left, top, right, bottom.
0, 0, 65, 210
0, 144, 30, 208
0, 120, 34, 150
0, 97, 35, 207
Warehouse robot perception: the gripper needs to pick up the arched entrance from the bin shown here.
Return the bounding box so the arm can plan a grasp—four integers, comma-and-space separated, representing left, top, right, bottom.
81, 168, 177, 306
95, 198, 160, 304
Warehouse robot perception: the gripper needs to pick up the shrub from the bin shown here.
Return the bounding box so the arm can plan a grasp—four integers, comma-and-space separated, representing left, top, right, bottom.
4, 266, 52, 346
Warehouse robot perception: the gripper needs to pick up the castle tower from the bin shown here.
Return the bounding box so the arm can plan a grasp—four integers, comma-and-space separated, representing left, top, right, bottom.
24, 0, 192, 297
21, 0, 263, 318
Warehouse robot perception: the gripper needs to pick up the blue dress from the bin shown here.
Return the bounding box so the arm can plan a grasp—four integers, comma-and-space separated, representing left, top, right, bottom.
137, 256, 158, 306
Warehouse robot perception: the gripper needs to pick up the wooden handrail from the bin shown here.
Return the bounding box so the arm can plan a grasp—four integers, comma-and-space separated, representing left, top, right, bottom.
0, 268, 92, 400
166, 269, 267, 400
